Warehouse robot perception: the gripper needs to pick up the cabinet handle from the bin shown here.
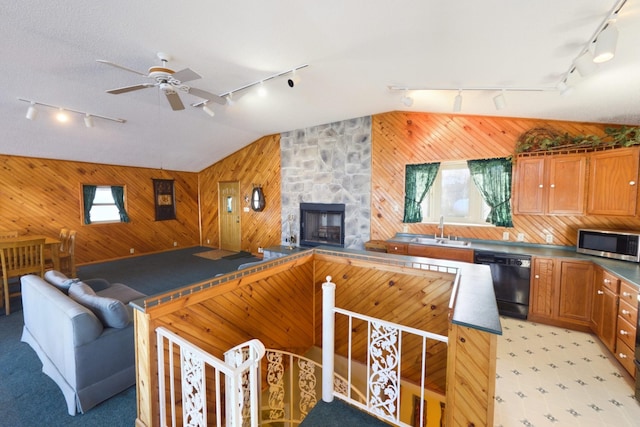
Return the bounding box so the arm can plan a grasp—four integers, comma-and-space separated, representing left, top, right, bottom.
620, 329, 629, 336
538, 184, 543, 188
622, 292, 631, 298
394, 246, 398, 250
597, 290, 604, 295
603, 278, 611, 284
534, 274, 540, 279
619, 353, 628, 359
550, 184, 555, 188
630, 181, 636, 186
621, 309, 630, 316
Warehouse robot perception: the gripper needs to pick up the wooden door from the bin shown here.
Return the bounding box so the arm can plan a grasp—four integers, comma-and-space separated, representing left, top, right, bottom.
557, 261, 594, 325
219, 181, 241, 252
513, 157, 545, 214
587, 147, 640, 215
546, 154, 586, 214
529, 257, 555, 320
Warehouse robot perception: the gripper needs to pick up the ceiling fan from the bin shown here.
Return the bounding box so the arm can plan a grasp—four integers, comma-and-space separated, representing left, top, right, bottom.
97, 52, 226, 111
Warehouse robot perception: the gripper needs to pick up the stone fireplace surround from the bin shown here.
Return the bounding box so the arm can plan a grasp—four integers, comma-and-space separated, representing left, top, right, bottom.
280, 116, 372, 250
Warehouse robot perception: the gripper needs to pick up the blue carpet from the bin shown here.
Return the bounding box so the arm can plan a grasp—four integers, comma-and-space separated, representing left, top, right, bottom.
299, 399, 392, 426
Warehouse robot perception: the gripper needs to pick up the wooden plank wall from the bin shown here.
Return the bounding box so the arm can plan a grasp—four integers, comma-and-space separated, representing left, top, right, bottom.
198, 135, 282, 254
0, 155, 200, 264
371, 111, 640, 246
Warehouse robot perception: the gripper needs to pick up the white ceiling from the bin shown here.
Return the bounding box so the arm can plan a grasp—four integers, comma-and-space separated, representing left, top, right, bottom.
1, 0, 638, 172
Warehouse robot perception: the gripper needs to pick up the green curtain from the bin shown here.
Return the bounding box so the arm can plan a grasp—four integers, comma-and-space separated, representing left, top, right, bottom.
82, 185, 97, 225
111, 186, 130, 223
467, 158, 513, 227
403, 162, 440, 223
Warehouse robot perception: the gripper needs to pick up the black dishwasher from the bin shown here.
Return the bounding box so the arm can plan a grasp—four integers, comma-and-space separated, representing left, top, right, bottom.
474, 250, 532, 319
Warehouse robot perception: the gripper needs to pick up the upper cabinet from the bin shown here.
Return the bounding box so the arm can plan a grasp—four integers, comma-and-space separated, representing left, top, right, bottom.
587, 147, 640, 216
514, 147, 640, 217
513, 154, 586, 215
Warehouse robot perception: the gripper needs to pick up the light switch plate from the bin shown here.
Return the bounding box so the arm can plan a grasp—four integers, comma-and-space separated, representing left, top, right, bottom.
517, 233, 525, 242
502, 232, 509, 240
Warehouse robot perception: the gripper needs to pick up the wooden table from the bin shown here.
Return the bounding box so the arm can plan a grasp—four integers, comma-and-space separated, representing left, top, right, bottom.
5, 235, 61, 271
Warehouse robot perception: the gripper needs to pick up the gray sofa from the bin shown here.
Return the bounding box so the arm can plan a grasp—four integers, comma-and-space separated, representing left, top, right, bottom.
20, 271, 145, 415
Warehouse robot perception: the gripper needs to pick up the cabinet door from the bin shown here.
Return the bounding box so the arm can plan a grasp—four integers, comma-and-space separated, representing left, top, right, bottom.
386, 243, 408, 255
407, 244, 474, 263
529, 257, 555, 319
591, 269, 620, 352
514, 157, 545, 214
546, 155, 586, 214
557, 261, 594, 324
587, 147, 640, 215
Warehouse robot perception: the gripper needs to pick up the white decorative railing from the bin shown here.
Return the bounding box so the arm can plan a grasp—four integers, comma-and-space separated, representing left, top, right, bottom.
156, 327, 265, 427
259, 349, 366, 425
322, 275, 448, 427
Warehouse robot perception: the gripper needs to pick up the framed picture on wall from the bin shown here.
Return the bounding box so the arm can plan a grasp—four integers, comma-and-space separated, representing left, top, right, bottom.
153, 178, 176, 221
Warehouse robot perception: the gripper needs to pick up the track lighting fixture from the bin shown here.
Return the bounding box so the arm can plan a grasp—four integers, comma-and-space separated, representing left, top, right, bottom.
493, 90, 506, 110
453, 90, 462, 112
257, 82, 267, 97
287, 70, 301, 88
574, 51, 598, 77
593, 21, 618, 63
25, 102, 38, 120
400, 91, 414, 107
202, 103, 215, 117
18, 98, 126, 126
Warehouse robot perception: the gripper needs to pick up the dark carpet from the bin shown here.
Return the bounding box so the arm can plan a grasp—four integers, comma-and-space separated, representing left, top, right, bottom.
299, 399, 392, 426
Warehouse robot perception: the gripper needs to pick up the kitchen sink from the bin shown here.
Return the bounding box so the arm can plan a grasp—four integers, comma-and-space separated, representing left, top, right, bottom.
411, 237, 471, 247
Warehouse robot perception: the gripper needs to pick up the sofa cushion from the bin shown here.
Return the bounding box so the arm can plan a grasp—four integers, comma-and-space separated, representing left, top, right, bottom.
96, 282, 146, 304
44, 270, 80, 294
68, 282, 130, 329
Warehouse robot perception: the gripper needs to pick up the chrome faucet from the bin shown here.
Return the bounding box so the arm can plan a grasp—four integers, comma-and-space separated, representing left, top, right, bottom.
438, 215, 444, 238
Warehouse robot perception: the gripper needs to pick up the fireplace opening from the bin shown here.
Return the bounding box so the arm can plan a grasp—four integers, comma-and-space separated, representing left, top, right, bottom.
300, 203, 345, 248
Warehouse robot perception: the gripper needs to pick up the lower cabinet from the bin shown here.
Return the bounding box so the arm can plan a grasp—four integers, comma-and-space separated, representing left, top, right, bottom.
406, 244, 474, 263
529, 257, 594, 329
591, 268, 620, 352
616, 281, 638, 378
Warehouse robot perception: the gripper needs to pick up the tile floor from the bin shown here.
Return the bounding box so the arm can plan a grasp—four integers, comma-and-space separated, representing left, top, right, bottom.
494, 316, 640, 427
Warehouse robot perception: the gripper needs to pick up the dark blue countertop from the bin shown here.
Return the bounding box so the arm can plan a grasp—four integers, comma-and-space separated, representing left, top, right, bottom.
388, 233, 640, 288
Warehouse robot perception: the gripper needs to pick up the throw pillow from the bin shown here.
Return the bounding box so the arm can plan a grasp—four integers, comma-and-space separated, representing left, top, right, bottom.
43, 270, 79, 294
68, 282, 130, 328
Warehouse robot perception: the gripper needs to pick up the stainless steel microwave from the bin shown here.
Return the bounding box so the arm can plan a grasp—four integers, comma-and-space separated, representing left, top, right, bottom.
577, 229, 640, 262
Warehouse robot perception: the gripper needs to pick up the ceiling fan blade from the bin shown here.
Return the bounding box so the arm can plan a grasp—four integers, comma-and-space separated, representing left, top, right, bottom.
165, 91, 185, 110
188, 87, 227, 105
171, 68, 201, 83
96, 59, 148, 77
106, 83, 155, 94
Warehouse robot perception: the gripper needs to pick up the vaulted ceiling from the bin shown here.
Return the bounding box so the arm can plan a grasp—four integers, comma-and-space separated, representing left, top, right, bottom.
2, 0, 638, 172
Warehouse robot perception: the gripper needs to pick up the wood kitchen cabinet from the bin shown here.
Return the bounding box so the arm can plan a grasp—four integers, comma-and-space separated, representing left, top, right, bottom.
529, 257, 594, 330
385, 242, 408, 255
616, 280, 638, 377
513, 154, 586, 215
587, 147, 640, 216
591, 267, 620, 352
407, 244, 474, 263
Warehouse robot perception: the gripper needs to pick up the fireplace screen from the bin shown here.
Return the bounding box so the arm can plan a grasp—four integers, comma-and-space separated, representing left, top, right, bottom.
300, 203, 345, 248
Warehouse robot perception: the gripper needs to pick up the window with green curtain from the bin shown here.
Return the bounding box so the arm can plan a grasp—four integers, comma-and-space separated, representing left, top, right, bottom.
82, 185, 97, 225
110, 186, 130, 223
467, 157, 513, 227
403, 162, 440, 223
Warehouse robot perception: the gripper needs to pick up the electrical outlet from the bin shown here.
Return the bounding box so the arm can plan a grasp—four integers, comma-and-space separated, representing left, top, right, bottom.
402, 225, 409, 233
545, 234, 553, 244
258, 247, 264, 253
517, 233, 525, 242
129, 248, 134, 254
173, 241, 177, 247
206, 239, 210, 244
502, 231, 509, 241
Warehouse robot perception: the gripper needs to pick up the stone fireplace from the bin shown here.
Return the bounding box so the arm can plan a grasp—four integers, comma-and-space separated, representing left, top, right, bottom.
299, 203, 345, 248
280, 116, 372, 250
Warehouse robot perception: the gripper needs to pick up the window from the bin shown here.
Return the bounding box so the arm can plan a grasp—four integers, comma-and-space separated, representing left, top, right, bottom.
419, 161, 490, 225
82, 185, 130, 224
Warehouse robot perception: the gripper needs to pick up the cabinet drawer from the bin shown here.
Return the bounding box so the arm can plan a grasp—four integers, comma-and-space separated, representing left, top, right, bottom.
386, 243, 408, 254
617, 315, 636, 350
601, 271, 620, 292
615, 338, 637, 378
619, 281, 639, 307
619, 298, 638, 327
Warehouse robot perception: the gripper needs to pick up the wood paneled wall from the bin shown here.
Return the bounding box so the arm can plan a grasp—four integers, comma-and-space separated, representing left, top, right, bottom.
0, 155, 200, 264
371, 111, 640, 246
198, 135, 282, 254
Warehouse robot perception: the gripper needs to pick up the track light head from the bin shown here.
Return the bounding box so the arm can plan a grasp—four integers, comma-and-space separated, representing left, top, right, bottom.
493, 91, 506, 110
453, 91, 462, 112
202, 104, 215, 117
26, 102, 38, 120
575, 51, 598, 77
287, 72, 301, 88
401, 94, 414, 107
84, 114, 94, 128
593, 22, 618, 63
56, 109, 69, 123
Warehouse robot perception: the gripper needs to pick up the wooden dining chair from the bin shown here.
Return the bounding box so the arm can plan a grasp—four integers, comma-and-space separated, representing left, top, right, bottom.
58, 229, 77, 277
0, 230, 19, 239
0, 237, 45, 315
